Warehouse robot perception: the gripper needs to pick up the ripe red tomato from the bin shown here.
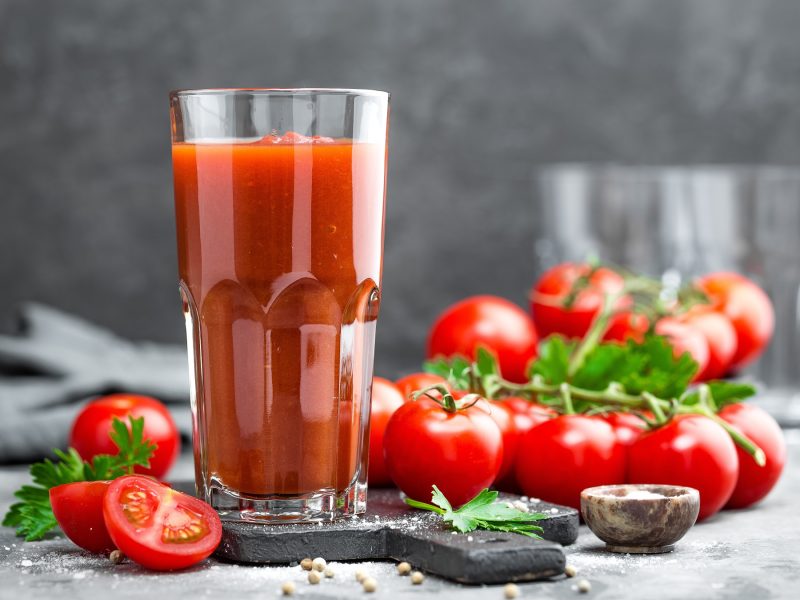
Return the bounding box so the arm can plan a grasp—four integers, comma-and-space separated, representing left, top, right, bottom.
69, 394, 181, 479
628, 415, 739, 520
394, 373, 448, 401
50, 481, 114, 554
103, 475, 221, 571
368, 378, 406, 487
493, 398, 555, 492
719, 403, 786, 509
654, 318, 710, 382
681, 309, 737, 381
514, 415, 625, 509
427, 296, 538, 383
601, 412, 648, 447
697, 272, 775, 370
500, 397, 555, 436
603, 311, 650, 343
383, 397, 503, 507
531, 263, 628, 339
483, 401, 519, 482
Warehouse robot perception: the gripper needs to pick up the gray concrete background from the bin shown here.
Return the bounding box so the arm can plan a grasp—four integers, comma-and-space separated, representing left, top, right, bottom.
2, 0, 800, 377
1, 430, 797, 599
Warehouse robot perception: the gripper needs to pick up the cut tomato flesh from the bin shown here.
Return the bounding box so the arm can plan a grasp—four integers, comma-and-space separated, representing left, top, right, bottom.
103, 475, 222, 571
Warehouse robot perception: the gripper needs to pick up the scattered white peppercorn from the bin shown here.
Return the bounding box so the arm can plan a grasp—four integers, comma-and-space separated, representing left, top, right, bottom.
324, 566, 335, 578
565, 564, 578, 578
512, 500, 530, 513
577, 579, 591, 593
108, 550, 124, 564
355, 568, 368, 583
281, 581, 296, 596
308, 570, 322, 584
504, 582, 520, 599
411, 571, 424, 585
300, 557, 313, 571
362, 577, 378, 593
397, 561, 412, 575
312, 557, 327, 572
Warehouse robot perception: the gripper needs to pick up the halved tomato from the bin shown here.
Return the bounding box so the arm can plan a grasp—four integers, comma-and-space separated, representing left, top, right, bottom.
50, 481, 114, 554
103, 476, 221, 571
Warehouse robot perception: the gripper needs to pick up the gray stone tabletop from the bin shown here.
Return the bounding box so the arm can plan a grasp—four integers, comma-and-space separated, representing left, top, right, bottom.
1, 431, 798, 600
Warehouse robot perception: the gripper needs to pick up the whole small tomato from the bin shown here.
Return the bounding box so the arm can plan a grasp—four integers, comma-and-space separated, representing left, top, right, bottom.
484, 401, 519, 482
70, 394, 181, 479
603, 311, 650, 343
427, 296, 538, 383
719, 403, 786, 509
681, 308, 737, 381
383, 395, 503, 507
368, 378, 406, 487
493, 397, 555, 492
531, 263, 628, 339
628, 414, 739, 520
654, 318, 710, 382
697, 272, 775, 371
394, 373, 448, 401
500, 397, 556, 436
601, 412, 648, 447
50, 481, 114, 554
514, 415, 625, 509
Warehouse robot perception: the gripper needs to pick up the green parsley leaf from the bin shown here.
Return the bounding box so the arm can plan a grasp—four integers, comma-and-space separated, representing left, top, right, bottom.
423, 355, 472, 390
406, 486, 546, 538
682, 381, 757, 409
2, 416, 157, 541
530, 336, 573, 385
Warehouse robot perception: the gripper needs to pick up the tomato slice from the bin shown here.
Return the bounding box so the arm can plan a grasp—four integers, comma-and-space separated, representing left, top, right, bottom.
50, 481, 115, 554
103, 476, 222, 571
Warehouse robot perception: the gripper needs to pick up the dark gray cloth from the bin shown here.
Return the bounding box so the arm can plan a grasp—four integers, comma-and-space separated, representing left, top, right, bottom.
0, 303, 190, 463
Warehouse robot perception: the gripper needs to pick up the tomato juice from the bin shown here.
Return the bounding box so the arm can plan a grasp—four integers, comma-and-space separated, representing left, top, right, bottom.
173, 133, 386, 511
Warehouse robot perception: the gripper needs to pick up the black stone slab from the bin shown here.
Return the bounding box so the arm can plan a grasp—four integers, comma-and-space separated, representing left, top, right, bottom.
208, 488, 579, 584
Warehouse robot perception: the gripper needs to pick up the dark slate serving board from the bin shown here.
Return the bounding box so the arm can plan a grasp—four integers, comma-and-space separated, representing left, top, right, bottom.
184, 485, 579, 584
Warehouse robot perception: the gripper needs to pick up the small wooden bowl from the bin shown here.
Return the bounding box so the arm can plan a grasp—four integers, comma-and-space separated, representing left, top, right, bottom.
580, 484, 700, 554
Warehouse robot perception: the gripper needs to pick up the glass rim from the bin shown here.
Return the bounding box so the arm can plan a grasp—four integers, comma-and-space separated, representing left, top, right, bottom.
170, 87, 389, 99
536, 162, 800, 182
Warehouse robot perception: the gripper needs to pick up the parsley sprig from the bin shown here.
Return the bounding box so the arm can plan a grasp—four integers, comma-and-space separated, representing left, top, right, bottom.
2, 416, 157, 541
406, 486, 546, 537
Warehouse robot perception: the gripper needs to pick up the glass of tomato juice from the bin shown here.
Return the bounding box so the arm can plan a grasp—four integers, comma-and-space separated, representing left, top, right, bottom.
169, 89, 389, 523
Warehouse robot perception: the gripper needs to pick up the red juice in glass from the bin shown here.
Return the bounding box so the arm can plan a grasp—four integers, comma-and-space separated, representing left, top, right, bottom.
170, 90, 389, 522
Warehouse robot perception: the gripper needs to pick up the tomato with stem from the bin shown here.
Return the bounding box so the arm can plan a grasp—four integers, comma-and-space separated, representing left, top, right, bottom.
628, 414, 739, 520
427, 296, 538, 383
719, 403, 786, 509
367, 377, 406, 487
103, 476, 221, 571
50, 481, 114, 554
383, 390, 503, 508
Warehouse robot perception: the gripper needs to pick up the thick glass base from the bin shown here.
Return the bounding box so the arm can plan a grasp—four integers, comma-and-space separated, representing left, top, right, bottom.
208, 481, 337, 523
205, 479, 368, 524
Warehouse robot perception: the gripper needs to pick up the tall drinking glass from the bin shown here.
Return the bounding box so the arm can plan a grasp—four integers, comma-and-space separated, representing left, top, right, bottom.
169, 89, 390, 523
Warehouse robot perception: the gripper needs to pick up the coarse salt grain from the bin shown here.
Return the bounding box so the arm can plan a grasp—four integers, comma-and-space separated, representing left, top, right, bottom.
624, 490, 665, 500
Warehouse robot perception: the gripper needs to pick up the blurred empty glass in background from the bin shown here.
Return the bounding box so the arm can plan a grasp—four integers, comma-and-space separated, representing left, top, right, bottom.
534, 165, 800, 425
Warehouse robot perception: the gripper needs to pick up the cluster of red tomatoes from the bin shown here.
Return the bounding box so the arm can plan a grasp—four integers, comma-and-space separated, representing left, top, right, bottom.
371, 375, 785, 520
51, 395, 221, 570
369, 263, 785, 521
531, 264, 775, 381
